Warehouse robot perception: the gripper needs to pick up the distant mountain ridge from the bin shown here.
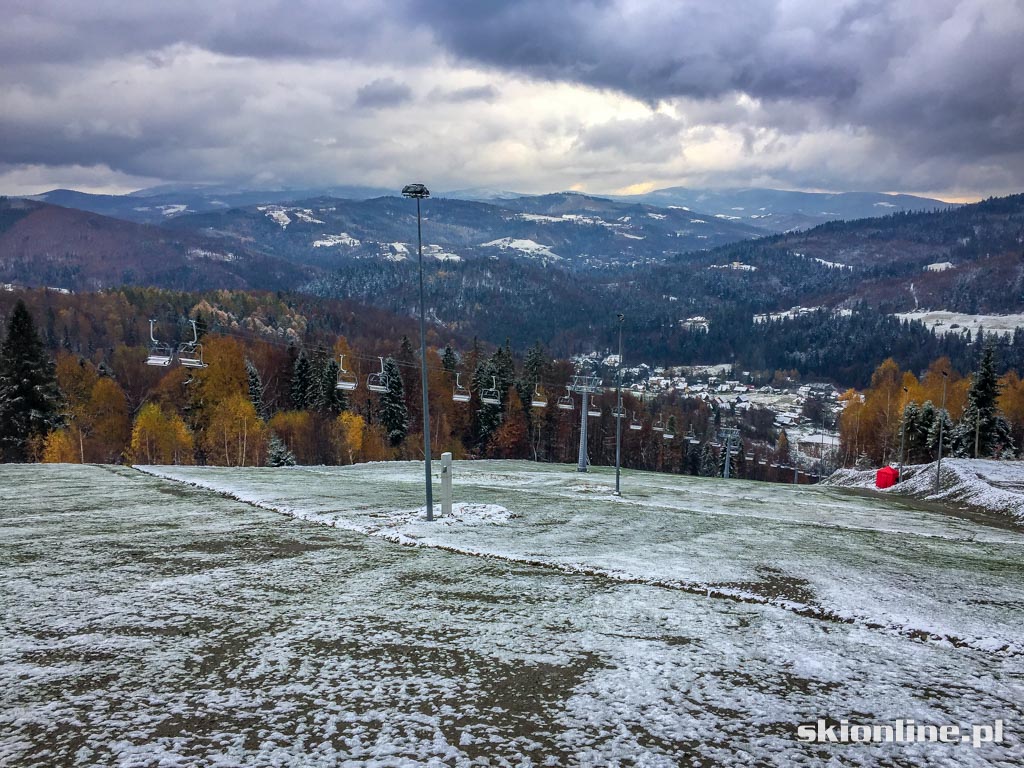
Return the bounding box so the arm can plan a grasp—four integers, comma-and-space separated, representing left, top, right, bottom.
21, 183, 955, 236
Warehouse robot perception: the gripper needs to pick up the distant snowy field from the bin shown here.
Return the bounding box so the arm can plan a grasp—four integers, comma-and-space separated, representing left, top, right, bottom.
894, 310, 1024, 337
3, 462, 1022, 766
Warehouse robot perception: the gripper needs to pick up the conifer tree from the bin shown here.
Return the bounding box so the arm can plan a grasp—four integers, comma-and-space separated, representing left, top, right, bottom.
290, 352, 311, 410
699, 442, 718, 477
0, 301, 62, 461
441, 344, 458, 372
246, 359, 265, 419
266, 433, 297, 466
378, 357, 408, 446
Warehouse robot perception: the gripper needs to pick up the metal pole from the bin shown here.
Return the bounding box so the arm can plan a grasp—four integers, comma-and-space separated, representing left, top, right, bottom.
723, 432, 731, 479
897, 387, 907, 482
416, 197, 433, 521
935, 372, 947, 494
577, 390, 589, 472
615, 315, 623, 495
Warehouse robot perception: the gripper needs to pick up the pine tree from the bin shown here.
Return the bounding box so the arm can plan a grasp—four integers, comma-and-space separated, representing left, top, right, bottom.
441, 344, 458, 372
246, 359, 265, 419
699, 442, 718, 477
378, 357, 408, 446
266, 433, 297, 467
953, 343, 1012, 457
0, 301, 62, 461
290, 352, 311, 410
927, 407, 954, 458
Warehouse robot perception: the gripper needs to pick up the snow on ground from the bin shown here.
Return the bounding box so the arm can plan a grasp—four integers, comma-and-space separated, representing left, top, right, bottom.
257, 206, 291, 228
3, 462, 1022, 766
480, 238, 560, 261
312, 233, 361, 248
926, 262, 954, 272
292, 209, 324, 224
826, 459, 1024, 523
894, 310, 1024, 337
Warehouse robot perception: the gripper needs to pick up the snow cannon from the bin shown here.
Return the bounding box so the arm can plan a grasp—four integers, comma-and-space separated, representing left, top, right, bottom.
875, 466, 899, 489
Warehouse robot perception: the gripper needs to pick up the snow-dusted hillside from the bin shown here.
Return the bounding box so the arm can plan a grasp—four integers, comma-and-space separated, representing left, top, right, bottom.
3, 462, 1021, 766
826, 459, 1024, 522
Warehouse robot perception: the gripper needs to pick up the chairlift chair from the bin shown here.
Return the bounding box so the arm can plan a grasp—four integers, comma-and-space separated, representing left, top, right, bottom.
612, 406, 625, 419
481, 376, 501, 406
335, 354, 358, 391
653, 416, 666, 432
629, 412, 643, 431
367, 357, 389, 393
530, 384, 548, 408
452, 372, 471, 403
587, 397, 601, 418
663, 430, 674, 440
557, 389, 574, 410
145, 320, 174, 367
177, 320, 208, 369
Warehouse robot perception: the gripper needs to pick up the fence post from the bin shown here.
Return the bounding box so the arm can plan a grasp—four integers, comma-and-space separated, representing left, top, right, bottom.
441, 452, 453, 518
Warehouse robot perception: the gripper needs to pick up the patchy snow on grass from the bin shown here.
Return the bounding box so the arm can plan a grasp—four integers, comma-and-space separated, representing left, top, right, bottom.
292, 209, 324, 224
925, 261, 954, 272
826, 459, 1024, 523
4, 462, 1023, 766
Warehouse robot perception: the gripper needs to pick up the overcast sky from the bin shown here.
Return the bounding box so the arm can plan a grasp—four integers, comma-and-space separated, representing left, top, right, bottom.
2, 0, 1022, 201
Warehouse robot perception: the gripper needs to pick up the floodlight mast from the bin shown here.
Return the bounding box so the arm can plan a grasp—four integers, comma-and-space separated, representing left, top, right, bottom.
615, 314, 624, 495
402, 182, 434, 522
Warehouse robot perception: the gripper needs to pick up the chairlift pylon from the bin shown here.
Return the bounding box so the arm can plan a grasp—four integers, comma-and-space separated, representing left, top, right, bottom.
367, 356, 389, 393
530, 384, 548, 408
146, 320, 173, 367
452, 372, 471, 403
335, 354, 358, 391
177, 320, 208, 369
481, 376, 501, 406
612, 406, 625, 419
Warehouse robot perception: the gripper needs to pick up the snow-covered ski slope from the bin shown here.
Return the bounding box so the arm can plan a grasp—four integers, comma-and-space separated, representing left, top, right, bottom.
3, 461, 1022, 766
827, 459, 1024, 523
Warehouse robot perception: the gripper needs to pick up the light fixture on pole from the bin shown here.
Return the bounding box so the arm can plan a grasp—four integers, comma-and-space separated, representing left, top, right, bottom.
402, 182, 434, 522
935, 370, 948, 494
615, 313, 624, 495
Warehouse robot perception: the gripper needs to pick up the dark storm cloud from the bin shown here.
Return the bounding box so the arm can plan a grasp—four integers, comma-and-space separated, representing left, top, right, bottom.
415, 0, 1024, 167
354, 78, 414, 109
1, 0, 1023, 195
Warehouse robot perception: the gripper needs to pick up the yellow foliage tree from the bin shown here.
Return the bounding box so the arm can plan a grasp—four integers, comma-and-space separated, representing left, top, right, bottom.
41, 429, 80, 463
130, 403, 195, 465
269, 410, 316, 464
202, 393, 267, 466
331, 410, 366, 464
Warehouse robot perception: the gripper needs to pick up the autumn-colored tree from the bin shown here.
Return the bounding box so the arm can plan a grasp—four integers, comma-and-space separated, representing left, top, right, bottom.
488, 390, 530, 458
331, 410, 366, 464
130, 403, 194, 465
202, 393, 267, 466
268, 410, 316, 464
41, 429, 79, 463
998, 371, 1024, 454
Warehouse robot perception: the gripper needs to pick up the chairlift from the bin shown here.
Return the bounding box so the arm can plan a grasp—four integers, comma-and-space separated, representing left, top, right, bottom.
686, 427, 700, 445
367, 357, 389, 393
629, 412, 643, 431
452, 372, 471, 403
653, 416, 666, 432
557, 389, 574, 410
758, 458, 767, 466
745, 453, 754, 461
335, 354, 357, 391
531, 384, 548, 408
146, 320, 173, 367
176, 320, 208, 369
587, 398, 601, 418
612, 406, 625, 419
663, 430, 674, 440
481, 376, 501, 406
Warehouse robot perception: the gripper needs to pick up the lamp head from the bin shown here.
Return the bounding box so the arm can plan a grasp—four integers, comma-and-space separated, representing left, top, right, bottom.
401, 183, 430, 199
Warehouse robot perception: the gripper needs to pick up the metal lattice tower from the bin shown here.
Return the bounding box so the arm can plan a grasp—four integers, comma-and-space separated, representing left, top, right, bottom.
570, 374, 603, 472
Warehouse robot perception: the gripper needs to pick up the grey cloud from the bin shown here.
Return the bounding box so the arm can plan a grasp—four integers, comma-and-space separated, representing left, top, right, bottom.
354, 78, 414, 109
432, 84, 500, 103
